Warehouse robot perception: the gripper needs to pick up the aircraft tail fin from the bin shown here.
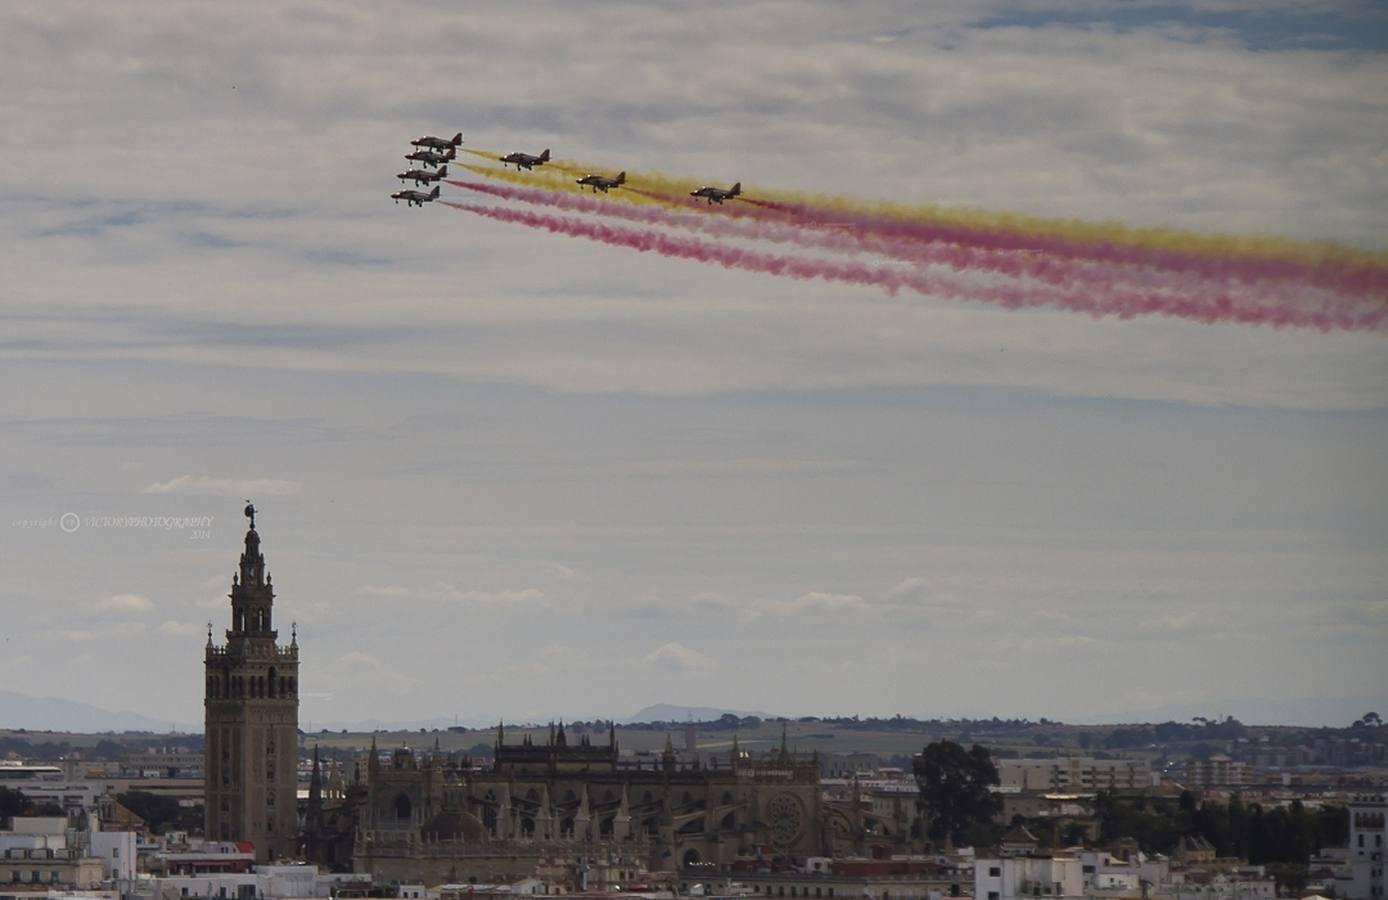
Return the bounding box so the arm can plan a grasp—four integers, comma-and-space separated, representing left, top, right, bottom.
452, 132, 463, 145
616, 171, 626, 184
431, 185, 441, 199
540, 149, 551, 162
438, 165, 448, 178
731, 182, 741, 196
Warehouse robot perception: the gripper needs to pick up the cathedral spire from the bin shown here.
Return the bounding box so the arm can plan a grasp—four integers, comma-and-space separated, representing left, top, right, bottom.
308, 745, 323, 808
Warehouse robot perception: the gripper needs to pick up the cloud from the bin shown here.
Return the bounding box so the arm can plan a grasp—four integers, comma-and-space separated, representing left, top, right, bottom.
156, 620, 203, 637
765, 591, 869, 617
645, 641, 714, 671
427, 584, 549, 609
323, 651, 417, 695
98, 593, 154, 614
356, 584, 409, 597
992, 634, 1097, 653
143, 475, 302, 497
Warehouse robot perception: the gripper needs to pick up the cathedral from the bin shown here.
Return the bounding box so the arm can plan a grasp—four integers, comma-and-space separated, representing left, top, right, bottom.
201, 506, 913, 874
203, 505, 300, 862
337, 724, 886, 884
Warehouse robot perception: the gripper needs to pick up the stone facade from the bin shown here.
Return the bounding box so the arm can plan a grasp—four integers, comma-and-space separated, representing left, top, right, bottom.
204, 508, 300, 862
352, 727, 838, 883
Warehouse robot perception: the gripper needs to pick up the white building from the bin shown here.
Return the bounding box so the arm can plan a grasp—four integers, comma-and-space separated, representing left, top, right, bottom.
1310, 793, 1387, 900
974, 856, 1085, 900
127, 864, 355, 900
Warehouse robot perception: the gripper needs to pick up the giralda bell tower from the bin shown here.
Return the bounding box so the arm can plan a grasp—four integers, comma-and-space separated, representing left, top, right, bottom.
204, 503, 299, 861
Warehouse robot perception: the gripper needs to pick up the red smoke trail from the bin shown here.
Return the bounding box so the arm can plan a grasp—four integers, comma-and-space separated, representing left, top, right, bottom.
736, 199, 1388, 299
448, 180, 1379, 330
443, 201, 1385, 332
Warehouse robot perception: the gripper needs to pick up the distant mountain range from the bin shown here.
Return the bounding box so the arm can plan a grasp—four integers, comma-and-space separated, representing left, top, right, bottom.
3, 689, 1376, 736
0, 691, 197, 734
623, 704, 778, 723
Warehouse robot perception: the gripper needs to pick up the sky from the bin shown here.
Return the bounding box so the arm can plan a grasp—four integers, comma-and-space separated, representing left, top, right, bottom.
1, 0, 1384, 731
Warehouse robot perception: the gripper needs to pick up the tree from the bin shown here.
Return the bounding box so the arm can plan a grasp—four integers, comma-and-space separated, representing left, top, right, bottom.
118, 791, 183, 834
0, 787, 29, 825
913, 740, 1001, 846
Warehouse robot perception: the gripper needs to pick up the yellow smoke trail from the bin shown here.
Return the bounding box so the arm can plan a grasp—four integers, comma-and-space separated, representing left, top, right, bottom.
458, 164, 690, 211
545, 158, 1388, 269
753, 188, 1388, 269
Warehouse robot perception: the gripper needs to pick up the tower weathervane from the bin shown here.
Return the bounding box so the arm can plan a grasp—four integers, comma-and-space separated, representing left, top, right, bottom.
243, 500, 256, 530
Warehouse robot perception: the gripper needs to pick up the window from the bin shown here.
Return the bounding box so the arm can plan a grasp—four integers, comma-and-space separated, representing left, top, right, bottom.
988, 893, 1000, 900
989, 868, 1001, 877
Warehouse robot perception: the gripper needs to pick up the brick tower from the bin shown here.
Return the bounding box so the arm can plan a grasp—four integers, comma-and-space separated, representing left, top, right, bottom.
204, 503, 300, 861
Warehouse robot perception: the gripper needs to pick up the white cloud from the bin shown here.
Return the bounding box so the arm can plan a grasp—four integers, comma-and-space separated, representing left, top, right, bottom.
356, 585, 409, 597
156, 620, 203, 637
430, 585, 548, 608
143, 476, 302, 498
645, 642, 715, 671
765, 591, 868, 617
98, 593, 154, 614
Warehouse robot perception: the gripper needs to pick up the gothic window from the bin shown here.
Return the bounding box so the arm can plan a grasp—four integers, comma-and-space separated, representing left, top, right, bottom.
394, 793, 412, 821
268, 667, 277, 699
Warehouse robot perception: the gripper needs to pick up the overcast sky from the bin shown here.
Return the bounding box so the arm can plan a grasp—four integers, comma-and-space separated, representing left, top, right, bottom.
1, 1, 1384, 731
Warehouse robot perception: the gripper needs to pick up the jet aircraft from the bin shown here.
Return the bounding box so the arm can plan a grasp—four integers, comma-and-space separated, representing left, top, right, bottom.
499, 148, 551, 170
404, 147, 455, 168
397, 164, 448, 186
391, 185, 441, 207
690, 181, 742, 204
411, 132, 463, 151
575, 170, 625, 193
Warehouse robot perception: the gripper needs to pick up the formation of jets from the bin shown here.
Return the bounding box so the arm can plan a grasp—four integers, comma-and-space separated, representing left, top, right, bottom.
499, 148, 551, 170
389, 130, 747, 210
391, 131, 460, 208
690, 181, 741, 204
576, 170, 626, 193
